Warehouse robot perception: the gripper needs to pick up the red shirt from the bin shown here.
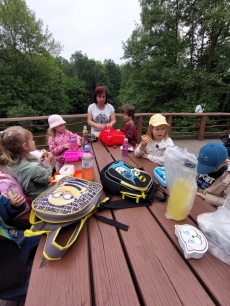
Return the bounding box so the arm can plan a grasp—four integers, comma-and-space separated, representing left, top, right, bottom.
120, 122, 137, 147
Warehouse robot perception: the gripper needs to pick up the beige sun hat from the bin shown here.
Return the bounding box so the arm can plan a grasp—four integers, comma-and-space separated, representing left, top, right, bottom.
149, 114, 169, 126
48, 115, 66, 129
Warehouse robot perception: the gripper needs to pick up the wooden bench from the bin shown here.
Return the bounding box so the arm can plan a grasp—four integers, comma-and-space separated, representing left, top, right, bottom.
23, 141, 230, 306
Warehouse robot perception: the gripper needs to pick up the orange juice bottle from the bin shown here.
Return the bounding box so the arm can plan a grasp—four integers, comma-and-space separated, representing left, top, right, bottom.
82, 145, 94, 181
165, 177, 195, 221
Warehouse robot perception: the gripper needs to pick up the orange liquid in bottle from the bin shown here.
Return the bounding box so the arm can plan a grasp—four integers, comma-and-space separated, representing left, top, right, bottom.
82, 167, 94, 181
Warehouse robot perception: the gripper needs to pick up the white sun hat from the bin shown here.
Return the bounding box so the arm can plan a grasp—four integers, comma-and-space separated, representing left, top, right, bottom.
48, 115, 66, 129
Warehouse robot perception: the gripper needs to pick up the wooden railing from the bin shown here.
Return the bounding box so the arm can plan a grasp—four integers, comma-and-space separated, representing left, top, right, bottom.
0, 113, 229, 148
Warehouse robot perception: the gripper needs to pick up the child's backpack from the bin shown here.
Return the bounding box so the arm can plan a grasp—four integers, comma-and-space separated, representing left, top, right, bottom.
24, 174, 166, 260
0, 173, 31, 217
24, 176, 132, 260
98, 126, 125, 146
100, 161, 168, 204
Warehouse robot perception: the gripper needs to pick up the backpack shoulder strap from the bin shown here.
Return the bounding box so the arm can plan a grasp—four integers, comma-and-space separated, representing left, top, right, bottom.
153, 185, 168, 202
43, 218, 87, 260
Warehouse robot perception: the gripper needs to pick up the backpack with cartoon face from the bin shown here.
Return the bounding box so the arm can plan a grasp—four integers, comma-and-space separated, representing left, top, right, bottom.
100, 161, 168, 204
24, 174, 167, 260
24, 177, 130, 260
24, 177, 103, 260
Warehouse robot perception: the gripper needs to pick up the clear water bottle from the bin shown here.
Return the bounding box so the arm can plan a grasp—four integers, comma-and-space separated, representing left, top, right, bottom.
82, 125, 89, 147
82, 145, 94, 181
122, 138, 129, 157
69, 137, 78, 150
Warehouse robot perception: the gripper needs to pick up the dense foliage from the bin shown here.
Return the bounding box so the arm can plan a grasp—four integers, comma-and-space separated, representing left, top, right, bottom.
0, 0, 121, 118
121, 0, 230, 113
0, 0, 230, 118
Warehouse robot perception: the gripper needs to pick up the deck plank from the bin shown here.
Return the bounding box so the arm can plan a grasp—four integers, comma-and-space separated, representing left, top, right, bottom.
107, 149, 230, 305
149, 200, 230, 306
89, 212, 140, 305
97, 144, 214, 305
90, 142, 140, 305
25, 225, 91, 306
113, 207, 214, 305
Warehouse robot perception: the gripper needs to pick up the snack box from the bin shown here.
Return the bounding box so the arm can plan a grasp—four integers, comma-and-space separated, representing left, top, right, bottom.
175, 224, 208, 259
64, 150, 81, 162
153, 167, 167, 187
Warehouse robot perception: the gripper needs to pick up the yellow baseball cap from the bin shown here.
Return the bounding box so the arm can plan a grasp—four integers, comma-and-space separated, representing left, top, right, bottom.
149, 114, 169, 126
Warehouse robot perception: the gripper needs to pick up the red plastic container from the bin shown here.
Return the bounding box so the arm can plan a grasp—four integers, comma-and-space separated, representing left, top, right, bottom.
73, 170, 82, 178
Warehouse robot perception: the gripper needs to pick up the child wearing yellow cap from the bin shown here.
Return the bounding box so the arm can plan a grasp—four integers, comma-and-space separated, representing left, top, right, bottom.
134, 114, 174, 165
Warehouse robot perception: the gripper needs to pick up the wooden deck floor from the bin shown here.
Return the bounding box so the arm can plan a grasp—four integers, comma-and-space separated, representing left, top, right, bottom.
173, 138, 222, 157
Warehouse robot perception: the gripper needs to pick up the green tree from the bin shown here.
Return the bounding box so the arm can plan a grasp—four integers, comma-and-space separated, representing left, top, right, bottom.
0, 0, 68, 117
121, 0, 230, 113
104, 59, 121, 109
69, 51, 122, 109
62, 75, 89, 113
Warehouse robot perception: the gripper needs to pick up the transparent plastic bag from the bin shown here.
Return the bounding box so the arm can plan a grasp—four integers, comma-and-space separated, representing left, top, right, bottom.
197, 193, 230, 265
59, 164, 75, 176
164, 146, 198, 221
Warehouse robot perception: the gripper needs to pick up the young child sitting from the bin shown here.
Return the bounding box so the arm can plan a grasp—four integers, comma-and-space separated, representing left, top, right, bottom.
119, 104, 137, 148
0, 127, 55, 201
196, 142, 230, 206
47, 114, 82, 170
134, 114, 174, 165
0, 193, 40, 302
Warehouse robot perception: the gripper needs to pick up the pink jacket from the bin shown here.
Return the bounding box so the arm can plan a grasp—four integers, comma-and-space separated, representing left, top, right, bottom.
48, 130, 81, 162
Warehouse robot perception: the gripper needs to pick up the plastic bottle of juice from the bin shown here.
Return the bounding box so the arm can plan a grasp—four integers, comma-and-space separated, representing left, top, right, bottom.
165, 177, 196, 221
122, 138, 129, 157
82, 126, 89, 147
69, 137, 78, 151
82, 145, 94, 181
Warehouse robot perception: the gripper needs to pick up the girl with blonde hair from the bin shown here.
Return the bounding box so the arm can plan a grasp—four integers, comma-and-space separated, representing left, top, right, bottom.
134, 114, 174, 165
0, 127, 55, 201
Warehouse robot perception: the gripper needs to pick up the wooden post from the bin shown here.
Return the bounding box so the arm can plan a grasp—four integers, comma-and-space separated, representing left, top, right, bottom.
198, 115, 207, 140
167, 115, 172, 136
137, 115, 143, 144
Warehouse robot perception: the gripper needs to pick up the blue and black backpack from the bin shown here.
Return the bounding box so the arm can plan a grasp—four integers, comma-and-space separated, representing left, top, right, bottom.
100, 160, 167, 204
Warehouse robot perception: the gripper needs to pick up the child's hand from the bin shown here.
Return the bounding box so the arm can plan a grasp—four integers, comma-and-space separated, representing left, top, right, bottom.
45, 152, 56, 167
63, 143, 70, 149
139, 138, 149, 150
11, 194, 26, 207
40, 149, 49, 161
77, 137, 82, 146
196, 192, 205, 200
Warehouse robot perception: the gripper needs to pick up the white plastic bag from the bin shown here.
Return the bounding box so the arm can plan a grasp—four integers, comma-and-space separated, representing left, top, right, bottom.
164, 146, 198, 221
59, 164, 75, 176
197, 193, 230, 265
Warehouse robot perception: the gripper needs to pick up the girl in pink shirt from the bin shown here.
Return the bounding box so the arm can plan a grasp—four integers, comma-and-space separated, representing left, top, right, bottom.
47, 115, 81, 170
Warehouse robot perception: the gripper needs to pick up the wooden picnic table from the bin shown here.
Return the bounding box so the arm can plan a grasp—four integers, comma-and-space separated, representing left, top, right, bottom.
25, 141, 230, 306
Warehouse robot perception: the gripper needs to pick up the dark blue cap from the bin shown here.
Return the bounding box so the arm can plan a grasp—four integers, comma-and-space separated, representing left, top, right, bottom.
197, 142, 228, 174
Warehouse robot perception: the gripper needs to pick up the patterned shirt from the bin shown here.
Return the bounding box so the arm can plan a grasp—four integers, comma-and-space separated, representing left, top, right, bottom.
134, 138, 174, 165
48, 130, 81, 163
88, 103, 115, 133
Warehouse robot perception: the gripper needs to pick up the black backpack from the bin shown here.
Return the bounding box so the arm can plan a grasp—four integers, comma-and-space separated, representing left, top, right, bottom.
100, 160, 168, 204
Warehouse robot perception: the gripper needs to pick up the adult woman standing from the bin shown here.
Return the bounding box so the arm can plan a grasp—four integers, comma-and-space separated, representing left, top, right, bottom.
87, 86, 116, 134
